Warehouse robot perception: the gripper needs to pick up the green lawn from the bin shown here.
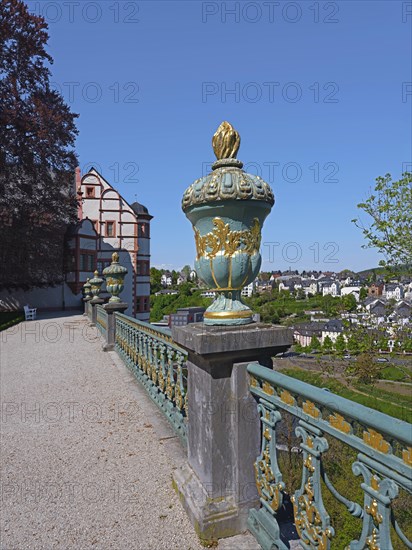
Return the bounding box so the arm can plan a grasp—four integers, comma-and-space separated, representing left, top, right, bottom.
380, 364, 412, 382
278, 367, 412, 423
0, 311, 24, 332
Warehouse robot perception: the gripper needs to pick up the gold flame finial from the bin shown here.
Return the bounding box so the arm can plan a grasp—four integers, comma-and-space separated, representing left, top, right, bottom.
112, 252, 119, 263
212, 121, 240, 160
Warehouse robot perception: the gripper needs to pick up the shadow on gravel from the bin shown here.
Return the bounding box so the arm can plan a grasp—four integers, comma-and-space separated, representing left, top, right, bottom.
35, 310, 84, 321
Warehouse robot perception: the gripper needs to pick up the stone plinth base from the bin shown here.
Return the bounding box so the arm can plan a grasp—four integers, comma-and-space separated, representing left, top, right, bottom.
173, 463, 250, 542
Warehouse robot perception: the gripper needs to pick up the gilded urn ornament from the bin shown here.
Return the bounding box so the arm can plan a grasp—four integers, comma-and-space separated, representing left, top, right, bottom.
89, 270, 104, 303
103, 252, 128, 303
182, 122, 275, 325
82, 278, 92, 302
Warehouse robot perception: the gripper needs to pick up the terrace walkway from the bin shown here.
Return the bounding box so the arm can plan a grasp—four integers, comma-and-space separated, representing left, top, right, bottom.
0, 313, 258, 550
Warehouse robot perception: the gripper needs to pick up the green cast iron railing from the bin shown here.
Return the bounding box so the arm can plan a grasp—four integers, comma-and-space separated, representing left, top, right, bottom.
115, 312, 188, 441
96, 304, 107, 337
247, 363, 412, 550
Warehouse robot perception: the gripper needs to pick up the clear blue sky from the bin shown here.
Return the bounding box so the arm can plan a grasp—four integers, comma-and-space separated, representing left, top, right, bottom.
28, 0, 411, 273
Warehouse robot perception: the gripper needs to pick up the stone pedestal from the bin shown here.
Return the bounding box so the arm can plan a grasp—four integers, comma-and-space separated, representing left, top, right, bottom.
102, 301, 128, 351
171, 323, 292, 542
90, 298, 104, 326
83, 299, 90, 317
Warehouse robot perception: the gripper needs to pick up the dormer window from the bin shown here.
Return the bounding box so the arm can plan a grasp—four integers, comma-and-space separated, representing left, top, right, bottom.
86, 186, 95, 198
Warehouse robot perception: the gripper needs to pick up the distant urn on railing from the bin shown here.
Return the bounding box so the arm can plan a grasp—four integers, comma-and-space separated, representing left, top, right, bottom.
82, 278, 92, 301
181, 121, 275, 325
89, 270, 104, 303
103, 252, 128, 302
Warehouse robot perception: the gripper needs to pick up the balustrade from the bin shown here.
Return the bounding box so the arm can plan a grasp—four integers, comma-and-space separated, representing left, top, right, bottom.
96, 305, 107, 337
247, 363, 412, 550
115, 312, 188, 440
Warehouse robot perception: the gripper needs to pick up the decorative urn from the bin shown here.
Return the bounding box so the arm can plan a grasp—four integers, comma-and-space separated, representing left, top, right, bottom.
182, 121, 275, 325
103, 252, 128, 303
89, 270, 104, 303
82, 278, 92, 301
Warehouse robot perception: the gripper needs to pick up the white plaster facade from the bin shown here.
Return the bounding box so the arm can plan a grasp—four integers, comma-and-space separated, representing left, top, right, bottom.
72, 168, 152, 321
341, 286, 361, 301
161, 273, 173, 287
241, 282, 254, 298
384, 284, 404, 301
322, 282, 341, 297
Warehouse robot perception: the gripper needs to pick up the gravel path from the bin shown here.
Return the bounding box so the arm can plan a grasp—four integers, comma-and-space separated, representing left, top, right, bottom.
0, 314, 205, 550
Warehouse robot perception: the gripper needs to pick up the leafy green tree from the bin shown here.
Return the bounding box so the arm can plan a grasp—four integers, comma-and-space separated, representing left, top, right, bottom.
346, 352, 380, 386
293, 342, 304, 353
334, 334, 346, 356
271, 312, 280, 324
322, 335, 333, 353
359, 287, 368, 300
342, 293, 357, 312
322, 295, 340, 317
0, 0, 78, 288
181, 265, 191, 278
352, 172, 412, 269
401, 333, 412, 353
179, 282, 194, 296
311, 336, 321, 351
295, 288, 306, 300
347, 335, 360, 355
150, 267, 162, 294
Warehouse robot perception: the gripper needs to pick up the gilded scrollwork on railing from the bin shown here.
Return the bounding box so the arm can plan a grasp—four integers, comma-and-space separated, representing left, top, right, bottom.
158, 343, 166, 392
403, 446, 412, 466
262, 380, 275, 396
328, 412, 351, 434
246, 364, 412, 550
363, 429, 391, 454
366, 528, 379, 550
254, 403, 285, 515
249, 375, 258, 388
194, 217, 261, 261
303, 400, 321, 419
165, 347, 175, 402
96, 305, 107, 335
280, 389, 295, 406
351, 463, 399, 550
114, 313, 188, 440
292, 426, 334, 550
151, 340, 159, 385
174, 353, 186, 414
